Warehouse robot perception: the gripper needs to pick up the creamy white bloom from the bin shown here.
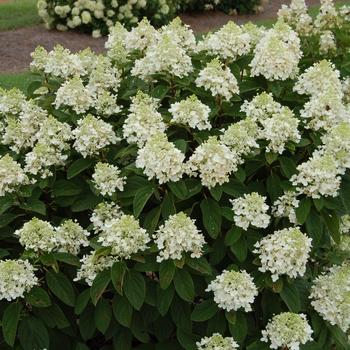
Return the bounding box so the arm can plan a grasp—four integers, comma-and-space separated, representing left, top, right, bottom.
260, 107, 300, 154
320, 30, 337, 54
136, 132, 185, 184
169, 95, 211, 130
293, 60, 343, 97
220, 117, 259, 157
299, 91, 349, 131
73, 114, 118, 157
0, 87, 26, 116
261, 313, 313, 350
90, 201, 123, 232
123, 92, 166, 146
186, 136, 238, 188
195, 58, 239, 101
340, 214, 350, 235
198, 21, 251, 60
291, 152, 342, 198
105, 23, 129, 64
98, 214, 150, 258
15, 218, 56, 253
30, 45, 86, 79
254, 227, 312, 281
55, 76, 93, 114
75, 252, 118, 286
310, 263, 350, 333
132, 32, 193, 80
206, 270, 258, 312
53, 220, 90, 255
92, 162, 126, 196
315, 0, 340, 30
196, 333, 239, 350
153, 212, 205, 262
0, 154, 28, 196
240, 92, 282, 122
230, 192, 270, 230
125, 18, 158, 52
0, 260, 38, 301
272, 191, 299, 224
250, 21, 302, 81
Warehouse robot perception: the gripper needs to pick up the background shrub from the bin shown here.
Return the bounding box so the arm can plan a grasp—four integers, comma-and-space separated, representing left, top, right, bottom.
37, 0, 265, 35
0, 1, 350, 350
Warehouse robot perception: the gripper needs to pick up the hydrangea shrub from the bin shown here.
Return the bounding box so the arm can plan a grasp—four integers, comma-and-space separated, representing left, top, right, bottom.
1, 1, 350, 349
37, 0, 265, 36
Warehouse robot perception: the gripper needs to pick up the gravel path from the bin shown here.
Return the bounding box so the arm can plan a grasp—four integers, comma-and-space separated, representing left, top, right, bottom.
0, 0, 346, 73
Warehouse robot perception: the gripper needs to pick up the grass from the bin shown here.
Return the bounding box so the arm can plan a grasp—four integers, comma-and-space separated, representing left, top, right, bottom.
0, 71, 38, 92
0, 0, 41, 31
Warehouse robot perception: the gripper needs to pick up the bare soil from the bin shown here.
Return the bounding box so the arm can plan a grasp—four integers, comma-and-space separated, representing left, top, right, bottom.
0, 0, 345, 73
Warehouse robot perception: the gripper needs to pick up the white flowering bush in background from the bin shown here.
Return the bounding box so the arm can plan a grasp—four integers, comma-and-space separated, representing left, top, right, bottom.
0, 1, 350, 349
37, 0, 266, 36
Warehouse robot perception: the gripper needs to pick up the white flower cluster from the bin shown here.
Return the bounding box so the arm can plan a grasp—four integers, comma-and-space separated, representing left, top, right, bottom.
14, 218, 89, 254
195, 58, 239, 101
206, 270, 258, 312
90, 201, 123, 232
131, 29, 193, 80
92, 162, 126, 196
0, 87, 27, 116
0, 259, 38, 301
250, 20, 302, 81
24, 116, 72, 178
310, 263, 350, 333
294, 60, 347, 131
0, 154, 28, 197
97, 214, 150, 259
272, 191, 299, 224
319, 30, 337, 54
254, 227, 312, 281
196, 333, 239, 350
230, 192, 270, 230
261, 313, 313, 350
169, 95, 211, 130
136, 132, 185, 184
315, 0, 340, 30
75, 252, 118, 286
123, 92, 166, 147
220, 118, 259, 157
198, 21, 251, 60
73, 114, 118, 157
153, 212, 205, 262
186, 137, 238, 188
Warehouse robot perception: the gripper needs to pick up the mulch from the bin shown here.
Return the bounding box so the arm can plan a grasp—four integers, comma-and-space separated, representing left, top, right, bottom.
0, 0, 343, 73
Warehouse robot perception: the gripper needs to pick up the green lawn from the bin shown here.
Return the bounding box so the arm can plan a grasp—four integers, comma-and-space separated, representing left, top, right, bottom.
0, 72, 38, 92
0, 0, 41, 31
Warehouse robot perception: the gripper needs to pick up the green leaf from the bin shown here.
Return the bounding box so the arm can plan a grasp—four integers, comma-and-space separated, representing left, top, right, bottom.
161, 192, 176, 219
133, 186, 154, 218
151, 84, 169, 99
177, 329, 197, 350
173, 139, 187, 154
157, 285, 175, 316
75, 289, 91, 315
295, 198, 312, 225
168, 181, 188, 200
90, 269, 111, 305
79, 305, 96, 341
279, 156, 297, 178
53, 252, 80, 266
191, 300, 218, 322
280, 283, 301, 312
0, 196, 14, 215
265, 152, 278, 165
209, 185, 223, 201
173, 269, 195, 302
113, 295, 133, 327
159, 260, 176, 289
94, 298, 112, 334
25, 286, 51, 308
305, 209, 323, 248
52, 179, 82, 197
2, 302, 23, 346
124, 270, 146, 310
111, 261, 127, 295
323, 211, 340, 244
18, 317, 49, 350
71, 194, 101, 212
225, 311, 236, 325
46, 271, 76, 307
228, 311, 248, 342
0, 213, 20, 228
230, 237, 248, 262
143, 206, 161, 234
224, 227, 242, 246
200, 198, 222, 238
186, 256, 212, 275
67, 158, 93, 179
